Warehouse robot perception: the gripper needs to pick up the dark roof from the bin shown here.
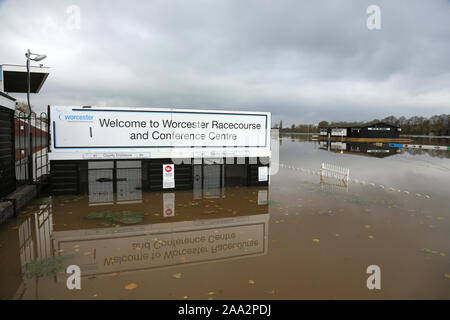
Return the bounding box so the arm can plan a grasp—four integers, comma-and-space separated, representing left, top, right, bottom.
1, 64, 50, 94
319, 121, 399, 129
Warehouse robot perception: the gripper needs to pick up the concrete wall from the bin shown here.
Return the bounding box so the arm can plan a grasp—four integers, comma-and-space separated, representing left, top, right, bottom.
0, 184, 37, 225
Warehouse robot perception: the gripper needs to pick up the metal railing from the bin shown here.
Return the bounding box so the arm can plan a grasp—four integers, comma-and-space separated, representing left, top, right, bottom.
319, 163, 350, 185
15, 110, 50, 186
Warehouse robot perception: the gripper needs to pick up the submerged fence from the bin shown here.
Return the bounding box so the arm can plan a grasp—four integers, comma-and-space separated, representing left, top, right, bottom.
319, 163, 350, 186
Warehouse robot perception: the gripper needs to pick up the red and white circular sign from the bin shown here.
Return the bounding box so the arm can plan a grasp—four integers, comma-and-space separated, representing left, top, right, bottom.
165, 208, 173, 216
165, 165, 172, 173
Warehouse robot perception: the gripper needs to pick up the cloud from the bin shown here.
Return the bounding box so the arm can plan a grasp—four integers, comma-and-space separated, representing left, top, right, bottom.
1, 0, 449, 125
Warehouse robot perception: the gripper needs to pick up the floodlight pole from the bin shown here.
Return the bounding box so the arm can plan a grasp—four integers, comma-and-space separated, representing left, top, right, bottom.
26, 51, 33, 183
25, 49, 47, 184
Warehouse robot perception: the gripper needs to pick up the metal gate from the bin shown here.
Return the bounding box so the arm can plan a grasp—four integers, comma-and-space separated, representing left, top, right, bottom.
15, 110, 50, 187
0, 108, 51, 199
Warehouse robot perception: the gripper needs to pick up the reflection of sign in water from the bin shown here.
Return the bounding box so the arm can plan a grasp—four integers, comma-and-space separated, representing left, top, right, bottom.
162, 164, 175, 189
55, 218, 267, 276
163, 193, 175, 217
331, 142, 346, 150
402, 144, 449, 151
367, 149, 390, 153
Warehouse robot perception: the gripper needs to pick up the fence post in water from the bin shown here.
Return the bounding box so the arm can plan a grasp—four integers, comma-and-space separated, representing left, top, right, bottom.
320, 162, 350, 187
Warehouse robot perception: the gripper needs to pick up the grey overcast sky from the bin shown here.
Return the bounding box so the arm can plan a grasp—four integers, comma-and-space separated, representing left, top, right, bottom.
0, 0, 449, 125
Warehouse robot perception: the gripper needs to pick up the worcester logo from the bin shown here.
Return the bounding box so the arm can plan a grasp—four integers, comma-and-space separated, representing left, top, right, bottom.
59, 113, 94, 121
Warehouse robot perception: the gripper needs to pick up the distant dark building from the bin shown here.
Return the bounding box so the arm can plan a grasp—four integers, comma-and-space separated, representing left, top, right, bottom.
319, 141, 401, 158
319, 121, 401, 139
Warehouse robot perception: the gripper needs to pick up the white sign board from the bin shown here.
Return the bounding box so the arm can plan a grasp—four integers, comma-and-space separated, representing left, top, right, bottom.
49, 106, 271, 160
258, 166, 268, 182
331, 128, 347, 136
162, 164, 175, 189
257, 189, 268, 205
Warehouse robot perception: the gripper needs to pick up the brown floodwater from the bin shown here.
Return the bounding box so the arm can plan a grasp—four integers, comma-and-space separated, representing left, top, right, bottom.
0, 137, 449, 299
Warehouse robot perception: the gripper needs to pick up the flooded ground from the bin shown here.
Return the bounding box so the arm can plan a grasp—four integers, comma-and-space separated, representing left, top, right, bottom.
0, 136, 449, 299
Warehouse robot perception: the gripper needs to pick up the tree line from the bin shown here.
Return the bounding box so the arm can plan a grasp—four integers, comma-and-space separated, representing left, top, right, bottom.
272, 120, 319, 133
380, 114, 450, 136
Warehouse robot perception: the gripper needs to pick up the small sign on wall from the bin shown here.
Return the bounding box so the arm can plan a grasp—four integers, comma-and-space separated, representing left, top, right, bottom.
258, 189, 268, 205
258, 166, 268, 182
163, 193, 175, 217
163, 164, 175, 189
331, 128, 347, 136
